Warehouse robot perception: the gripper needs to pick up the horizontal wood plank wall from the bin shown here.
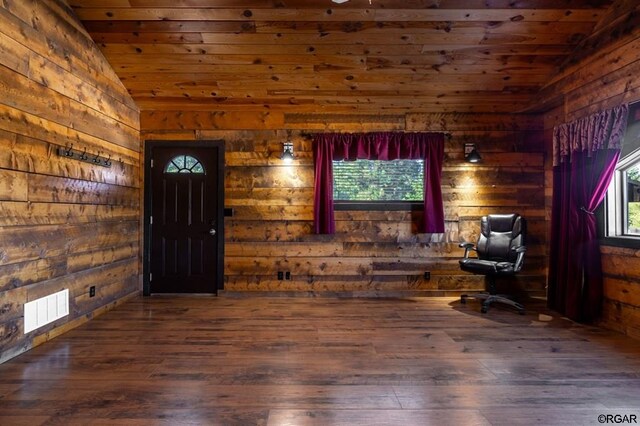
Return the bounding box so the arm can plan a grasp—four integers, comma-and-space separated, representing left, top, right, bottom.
601, 246, 640, 339
0, 0, 140, 363
142, 112, 546, 297
539, 0, 640, 338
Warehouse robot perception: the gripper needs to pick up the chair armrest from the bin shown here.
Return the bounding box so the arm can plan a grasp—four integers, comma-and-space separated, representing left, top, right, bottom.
459, 242, 477, 259
511, 246, 527, 271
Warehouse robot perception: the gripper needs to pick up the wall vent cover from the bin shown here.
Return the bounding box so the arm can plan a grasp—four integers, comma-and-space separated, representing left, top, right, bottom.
24, 289, 69, 334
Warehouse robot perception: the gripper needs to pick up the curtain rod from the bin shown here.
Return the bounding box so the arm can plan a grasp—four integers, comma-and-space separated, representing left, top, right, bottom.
298, 131, 451, 140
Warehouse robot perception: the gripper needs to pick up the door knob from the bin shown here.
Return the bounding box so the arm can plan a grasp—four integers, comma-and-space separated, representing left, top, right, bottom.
209, 228, 216, 236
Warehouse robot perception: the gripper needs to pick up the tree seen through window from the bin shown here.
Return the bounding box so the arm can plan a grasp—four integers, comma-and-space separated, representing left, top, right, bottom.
332, 159, 423, 201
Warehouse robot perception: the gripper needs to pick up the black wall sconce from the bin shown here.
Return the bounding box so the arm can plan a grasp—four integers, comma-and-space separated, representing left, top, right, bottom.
464, 143, 482, 163
281, 142, 294, 163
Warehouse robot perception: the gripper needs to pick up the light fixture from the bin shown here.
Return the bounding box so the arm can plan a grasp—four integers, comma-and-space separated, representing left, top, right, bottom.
281, 142, 294, 163
464, 143, 482, 163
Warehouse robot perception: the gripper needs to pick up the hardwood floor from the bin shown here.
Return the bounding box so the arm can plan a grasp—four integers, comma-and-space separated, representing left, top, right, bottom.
1, 296, 639, 425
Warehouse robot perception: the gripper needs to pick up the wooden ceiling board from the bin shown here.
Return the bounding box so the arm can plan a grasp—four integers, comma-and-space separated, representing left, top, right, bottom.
69, 0, 614, 8
74, 8, 607, 22
71, 0, 622, 114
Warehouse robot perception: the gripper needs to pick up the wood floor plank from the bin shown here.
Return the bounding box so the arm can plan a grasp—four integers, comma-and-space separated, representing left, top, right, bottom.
393, 384, 607, 409
478, 357, 640, 381
0, 295, 639, 424
266, 409, 492, 426
0, 416, 51, 426
479, 408, 640, 426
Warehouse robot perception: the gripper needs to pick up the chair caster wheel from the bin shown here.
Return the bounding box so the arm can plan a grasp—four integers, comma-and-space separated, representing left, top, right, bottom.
460, 298, 467, 305
481, 306, 488, 314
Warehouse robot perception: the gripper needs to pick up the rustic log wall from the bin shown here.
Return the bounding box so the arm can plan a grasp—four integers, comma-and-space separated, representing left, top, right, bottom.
540, 0, 640, 338
142, 112, 546, 297
0, 0, 140, 362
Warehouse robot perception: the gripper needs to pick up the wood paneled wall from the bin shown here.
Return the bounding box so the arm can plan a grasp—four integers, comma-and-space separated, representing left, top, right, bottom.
601, 246, 640, 339
0, 0, 140, 363
540, 0, 640, 338
142, 112, 546, 297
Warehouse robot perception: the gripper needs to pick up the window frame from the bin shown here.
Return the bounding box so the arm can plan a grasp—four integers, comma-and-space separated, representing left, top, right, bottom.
334, 200, 424, 211
600, 148, 640, 249
164, 154, 206, 174
331, 158, 425, 210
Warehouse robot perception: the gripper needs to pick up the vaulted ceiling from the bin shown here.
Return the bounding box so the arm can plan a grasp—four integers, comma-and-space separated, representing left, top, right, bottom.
69, 0, 617, 114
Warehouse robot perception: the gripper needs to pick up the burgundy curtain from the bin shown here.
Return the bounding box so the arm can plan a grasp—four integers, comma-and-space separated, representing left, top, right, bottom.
548, 105, 628, 322
313, 132, 445, 234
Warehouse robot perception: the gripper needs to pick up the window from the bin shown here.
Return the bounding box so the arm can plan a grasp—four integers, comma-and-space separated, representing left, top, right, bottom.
604, 150, 640, 238
164, 155, 205, 174
603, 102, 640, 245
333, 159, 423, 202
625, 162, 640, 234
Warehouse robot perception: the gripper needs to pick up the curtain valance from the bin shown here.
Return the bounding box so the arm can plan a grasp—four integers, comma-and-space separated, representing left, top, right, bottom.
553, 105, 628, 166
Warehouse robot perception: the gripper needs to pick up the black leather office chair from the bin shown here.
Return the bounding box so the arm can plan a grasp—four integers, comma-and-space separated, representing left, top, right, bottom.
459, 213, 526, 314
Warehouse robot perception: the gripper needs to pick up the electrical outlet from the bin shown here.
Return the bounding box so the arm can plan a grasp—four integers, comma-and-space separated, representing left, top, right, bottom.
285, 271, 291, 280
89, 286, 96, 297
423, 272, 430, 280
277, 271, 284, 280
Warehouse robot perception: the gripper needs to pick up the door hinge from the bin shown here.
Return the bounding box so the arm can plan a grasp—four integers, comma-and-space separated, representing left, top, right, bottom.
150, 158, 154, 168
149, 273, 153, 282
150, 215, 153, 225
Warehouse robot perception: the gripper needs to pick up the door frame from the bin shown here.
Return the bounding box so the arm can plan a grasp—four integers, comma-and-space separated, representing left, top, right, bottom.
143, 140, 225, 296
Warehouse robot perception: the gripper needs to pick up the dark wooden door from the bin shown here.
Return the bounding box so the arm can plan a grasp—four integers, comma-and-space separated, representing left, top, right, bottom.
147, 143, 224, 294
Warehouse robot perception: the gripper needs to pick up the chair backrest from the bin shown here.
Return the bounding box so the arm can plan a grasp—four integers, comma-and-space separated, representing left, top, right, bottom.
476, 214, 525, 262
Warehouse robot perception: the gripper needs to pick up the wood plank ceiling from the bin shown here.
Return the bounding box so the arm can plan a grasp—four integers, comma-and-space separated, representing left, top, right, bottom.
69, 0, 615, 114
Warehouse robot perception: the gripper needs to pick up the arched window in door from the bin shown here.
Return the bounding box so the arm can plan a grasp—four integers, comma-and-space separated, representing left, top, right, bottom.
164, 155, 205, 174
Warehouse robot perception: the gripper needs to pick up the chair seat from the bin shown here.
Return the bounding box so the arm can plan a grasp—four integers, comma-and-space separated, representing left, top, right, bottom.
459, 259, 516, 275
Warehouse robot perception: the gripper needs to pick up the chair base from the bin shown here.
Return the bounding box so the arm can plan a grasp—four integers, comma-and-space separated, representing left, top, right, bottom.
460, 292, 525, 315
